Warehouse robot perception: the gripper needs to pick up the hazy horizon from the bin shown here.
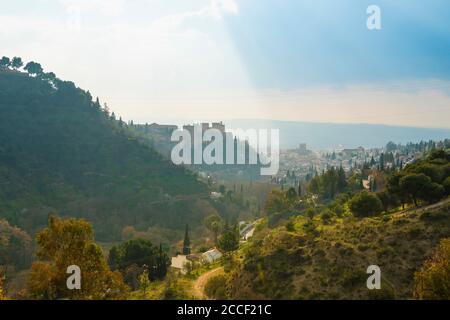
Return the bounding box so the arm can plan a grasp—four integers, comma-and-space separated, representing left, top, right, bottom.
2, 0, 450, 128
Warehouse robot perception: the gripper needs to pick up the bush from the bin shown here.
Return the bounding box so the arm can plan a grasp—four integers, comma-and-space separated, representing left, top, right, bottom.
443, 177, 450, 196
204, 274, 228, 299
348, 191, 383, 217
414, 238, 450, 299
320, 209, 334, 224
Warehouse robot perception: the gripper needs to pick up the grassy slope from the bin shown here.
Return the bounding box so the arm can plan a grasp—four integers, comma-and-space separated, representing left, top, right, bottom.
229, 199, 450, 299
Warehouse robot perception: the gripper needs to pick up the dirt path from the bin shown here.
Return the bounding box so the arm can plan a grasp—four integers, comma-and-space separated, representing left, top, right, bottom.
401, 197, 450, 215
192, 267, 224, 300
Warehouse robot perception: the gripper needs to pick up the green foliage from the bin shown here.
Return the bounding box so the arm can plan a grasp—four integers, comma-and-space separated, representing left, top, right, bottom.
23, 61, 43, 76
386, 149, 449, 207
0, 56, 11, 68
376, 190, 399, 213
285, 187, 297, 201
0, 278, 5, 300
108, 239, 169, 282
11, 57, 23, 70
400, 174, 444, 206
0, 60, 208, 240
307, 166, 348, 199
28, 215, 129, 300
218, 224, 239, 252
138, 269, 151, 295
161, 274, 192, 300
204, 214, 224, 244
183, 224, 191, 255
229, 201, 450, 300
0, 219, 33, 270
414, 238, 450, 300
444, 177, 450, 196
348, 191, 383, 217
204, 274, 228, 299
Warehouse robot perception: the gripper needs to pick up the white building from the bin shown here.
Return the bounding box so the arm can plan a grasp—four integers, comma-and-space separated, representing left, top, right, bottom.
202, 248, 222, 263
171, 255, 188, 274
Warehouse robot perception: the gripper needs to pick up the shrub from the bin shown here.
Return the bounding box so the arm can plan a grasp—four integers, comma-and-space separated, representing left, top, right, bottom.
348, 191, 383, 217
414, 238, 450, 299
204, 274, 228, 299
443, 177, 450, 196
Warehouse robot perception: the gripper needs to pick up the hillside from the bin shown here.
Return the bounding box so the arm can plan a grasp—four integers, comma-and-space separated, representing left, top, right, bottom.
228, 198, 449, 299
226, 149, 450, 300
0, 68, 208, 240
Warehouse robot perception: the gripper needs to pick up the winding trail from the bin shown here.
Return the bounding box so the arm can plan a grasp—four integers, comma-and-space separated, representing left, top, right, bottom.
192, 267, 224, 300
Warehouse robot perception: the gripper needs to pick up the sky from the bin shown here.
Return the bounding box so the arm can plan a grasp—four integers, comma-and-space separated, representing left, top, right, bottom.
1, 0, 450, 128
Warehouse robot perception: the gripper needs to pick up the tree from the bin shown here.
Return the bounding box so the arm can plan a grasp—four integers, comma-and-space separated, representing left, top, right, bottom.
322, 167, 339, 199
43, 72, 56, 82
348, 191, 383, 217
11, 57, 23, 70
0, 219, 33, 270
156, 243, 168, 279
297, 183, 302, 197
183, 224, 191, 255
0, 276, 5, 300
337, 166, 347, 192
204, 214, 223, 244
0, 56, 11, 68
286, 187, 297, 202
444, 177, 450, 196
307, 176, 320, 194
28, 215, 129, 300
399, 173, 433, 207
138, 269, 151, 296
379, 153, 385, 171
24, 61, 43, 76
386, 172, 409, 209
386, 141, 397, 152
264, 189, 288, 214
376, 191, 399, 213
109, 238, 169, 282
218, 223, 239, 252
414, 238, 450, 300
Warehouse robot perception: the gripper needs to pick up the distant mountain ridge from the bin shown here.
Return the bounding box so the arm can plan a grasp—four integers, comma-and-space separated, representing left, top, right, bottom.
225, 119, 450, 150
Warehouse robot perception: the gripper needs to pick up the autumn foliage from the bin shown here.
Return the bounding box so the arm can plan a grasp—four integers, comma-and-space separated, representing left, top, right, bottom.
414, 238, 450, 300
27, 215, 129, 299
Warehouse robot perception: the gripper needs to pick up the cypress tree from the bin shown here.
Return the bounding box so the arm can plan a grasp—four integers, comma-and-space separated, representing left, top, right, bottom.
183, 224, 190, 255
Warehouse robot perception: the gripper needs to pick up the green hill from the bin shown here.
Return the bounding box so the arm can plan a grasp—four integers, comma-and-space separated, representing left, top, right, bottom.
0, 68, 208, 240
227, 150, 450, 299
228, 199, 449, 299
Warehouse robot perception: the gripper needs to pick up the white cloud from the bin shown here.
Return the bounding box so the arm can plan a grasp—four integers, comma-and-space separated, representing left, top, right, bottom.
59, 0, 126, 16
151, 0, 239, 32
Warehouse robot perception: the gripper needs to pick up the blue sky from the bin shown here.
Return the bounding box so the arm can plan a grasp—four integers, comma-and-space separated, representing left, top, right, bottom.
226, 0, 450, 88
1, 0, 450, 127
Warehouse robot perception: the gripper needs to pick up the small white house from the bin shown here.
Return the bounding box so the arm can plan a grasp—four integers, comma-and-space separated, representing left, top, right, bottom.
210, 192, 222, 199
202, 248, 222, 263
242, 227, 255, 241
